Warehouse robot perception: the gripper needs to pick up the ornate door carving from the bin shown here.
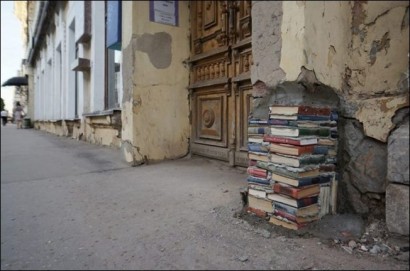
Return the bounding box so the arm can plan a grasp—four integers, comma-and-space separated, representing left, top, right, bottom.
189, 1, 252, 167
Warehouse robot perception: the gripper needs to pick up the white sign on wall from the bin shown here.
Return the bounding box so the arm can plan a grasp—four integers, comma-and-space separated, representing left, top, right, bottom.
149, 1, 179, 27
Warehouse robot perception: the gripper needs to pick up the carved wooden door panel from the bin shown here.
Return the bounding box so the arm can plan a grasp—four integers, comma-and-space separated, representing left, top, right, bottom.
189, 1, 252, 167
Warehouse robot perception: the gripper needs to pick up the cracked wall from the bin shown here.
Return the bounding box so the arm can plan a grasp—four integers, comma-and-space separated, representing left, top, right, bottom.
251, 1, 409, 216
121, 1, 190, 165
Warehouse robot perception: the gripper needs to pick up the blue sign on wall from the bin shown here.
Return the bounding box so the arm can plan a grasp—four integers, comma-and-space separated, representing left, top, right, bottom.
149, 1, 178, 27
106, 1, 122, 50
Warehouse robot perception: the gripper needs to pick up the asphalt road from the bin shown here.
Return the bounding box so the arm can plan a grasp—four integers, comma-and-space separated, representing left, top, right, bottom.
1, 124, 408, 270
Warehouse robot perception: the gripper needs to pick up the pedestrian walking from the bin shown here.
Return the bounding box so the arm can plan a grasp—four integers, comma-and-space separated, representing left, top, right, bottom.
13, 102, 25, 129
1, 109, 8, 126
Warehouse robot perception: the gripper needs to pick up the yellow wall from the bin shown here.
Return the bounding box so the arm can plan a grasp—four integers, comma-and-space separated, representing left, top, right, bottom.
280, 1, 409, 142
121, 1, 190, 164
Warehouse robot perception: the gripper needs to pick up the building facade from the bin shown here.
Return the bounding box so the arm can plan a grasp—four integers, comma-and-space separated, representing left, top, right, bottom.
19, 1, 409, 235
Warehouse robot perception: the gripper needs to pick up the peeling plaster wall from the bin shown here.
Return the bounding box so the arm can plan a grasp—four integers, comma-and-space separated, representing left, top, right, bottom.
280, 1, 409, 142
251, 1, 409, 216
121, 1, 190, 164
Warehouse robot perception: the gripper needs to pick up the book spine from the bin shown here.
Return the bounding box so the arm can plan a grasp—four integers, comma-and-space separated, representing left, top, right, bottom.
298, 174, 332, 186
273, 183, 298, 199
297, 115, 331, 121
298, 127, 330, 137
313, 145, 329, 155
268, 119, 298, 126
263, 135, 302, 146
299, 154, 326, 166
247, 175, 271, 186
273, 209, 298, 223
298, 106, 331, 116
247, 167, 268, 178
248, 127, 269, 134
248, 119, 269, 125
248, 143, 269, 153
296, 196, 318, 208
273, 201, 297, 216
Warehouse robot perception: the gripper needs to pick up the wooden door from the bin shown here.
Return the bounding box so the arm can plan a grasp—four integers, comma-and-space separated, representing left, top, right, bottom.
189, 1, 252, 167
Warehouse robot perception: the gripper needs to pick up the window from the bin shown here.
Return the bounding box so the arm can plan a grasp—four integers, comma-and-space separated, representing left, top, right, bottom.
105, 0, 122, 110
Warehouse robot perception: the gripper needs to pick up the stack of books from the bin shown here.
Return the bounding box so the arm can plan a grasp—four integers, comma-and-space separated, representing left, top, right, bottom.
246, 104, 339, 230
246, 118, 274, 217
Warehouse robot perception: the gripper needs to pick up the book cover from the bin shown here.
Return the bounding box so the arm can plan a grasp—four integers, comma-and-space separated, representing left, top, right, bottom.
256, 161, 320, 179
318, 184, 331, 218
263, 135, 318, 146
298, 127, 330, 137
269, 105, 299, 115
297, 111, 338, 121
268, 215, 306, 230
248, 126, 270, 135
269, 126, 299, 137
273, 201, 319, 218
248, 143, 269, 153
248, 135, 264, 144
271, 172, 333, 187
248, 151, 270, 162
273, 183, 320, 199
247, 175, 271, 186
248, 188, 272, 199
248, 118, 269, 125
248, 183, 274, 193
247, 166, 268, 179
269, 153, 326, 168
297, 105, 332, 116
267, 193, 318, 208
273, 209, 319, 224
246, 206, 268, 218
269, 114, 298, 120
269, 143, 315, 156
248, 195, 274, 213
268, 119, 299, 126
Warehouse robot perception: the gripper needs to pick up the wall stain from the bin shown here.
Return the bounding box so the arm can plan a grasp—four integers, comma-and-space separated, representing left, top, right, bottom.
369, 32, 390, 66
136, 32, 172, 69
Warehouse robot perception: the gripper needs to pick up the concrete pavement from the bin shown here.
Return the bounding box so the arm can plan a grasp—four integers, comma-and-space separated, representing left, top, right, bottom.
1, 124, 408, 270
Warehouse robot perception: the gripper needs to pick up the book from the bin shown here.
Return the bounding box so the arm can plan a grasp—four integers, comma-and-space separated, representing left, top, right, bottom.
270, 172, 333, 187
269, 114, 298, 120
297, 111, 338, 121
273, 183, 320, 199
269, 105, 299, 115
248, 183, 274, 193
268, 215, 306, 230
248, 151, 270, 162
297, 105, 332, 116
248, 143, 269, 153
248, 187, 273, 198
269, 153, 326, 167
248, 195, 274, 213
318, 183, 331, 218
269, 126, 299, 137
248, 126, 270, 135
248, 135, 264, 144
269, 119, 299, 126
248, 118, 269, 125
246, 206, 267, 218
269, 143, 315, 156
317, 137, 337, 146
247, 166, 268, 179
248, 159, 258, 167
267, 193, 318, 208
263, 135, 318, 146
273, 201, 319, 217
273, 209, 319, 224
256, 161, 320, 179
247, 175, 271, 186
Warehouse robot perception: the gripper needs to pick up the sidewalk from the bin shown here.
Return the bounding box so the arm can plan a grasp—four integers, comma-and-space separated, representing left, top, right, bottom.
1, 126, 408, 270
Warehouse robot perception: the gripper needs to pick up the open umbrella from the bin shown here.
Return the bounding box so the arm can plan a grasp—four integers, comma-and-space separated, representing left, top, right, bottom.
2, 76, 28, 87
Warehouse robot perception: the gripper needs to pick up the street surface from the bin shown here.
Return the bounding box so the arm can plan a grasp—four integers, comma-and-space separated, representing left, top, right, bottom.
1, 124, 408, 270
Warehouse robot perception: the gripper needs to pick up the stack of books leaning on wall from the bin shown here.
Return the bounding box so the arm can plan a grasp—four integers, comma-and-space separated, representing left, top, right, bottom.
246, 104, 339, 230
